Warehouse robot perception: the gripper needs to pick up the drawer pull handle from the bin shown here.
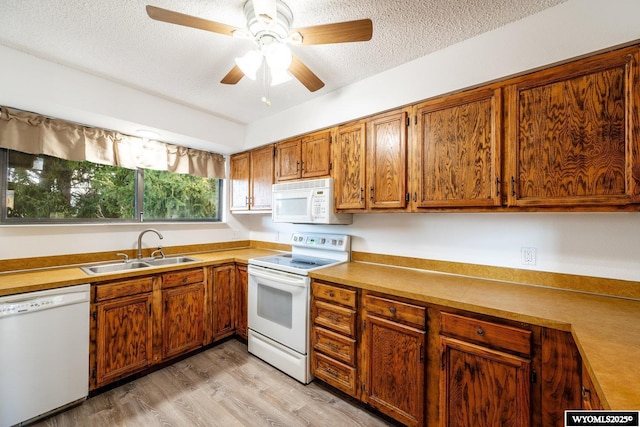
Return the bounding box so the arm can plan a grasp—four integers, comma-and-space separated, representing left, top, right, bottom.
326, 367, 339, 377
327, 342, 339, 350
388, 306, 397, 315
476, 328, 485, 336
328, 291, 335, 298
326, 314, 340, 323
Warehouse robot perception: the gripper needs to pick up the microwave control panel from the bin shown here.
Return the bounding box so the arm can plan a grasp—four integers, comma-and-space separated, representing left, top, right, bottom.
311, 190, 328, 218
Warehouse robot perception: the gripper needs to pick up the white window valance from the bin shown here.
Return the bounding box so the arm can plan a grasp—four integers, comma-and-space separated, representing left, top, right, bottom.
0, 107, 225, 179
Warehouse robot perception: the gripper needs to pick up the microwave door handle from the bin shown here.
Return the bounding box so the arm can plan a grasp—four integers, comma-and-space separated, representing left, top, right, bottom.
309, 192, 316, 220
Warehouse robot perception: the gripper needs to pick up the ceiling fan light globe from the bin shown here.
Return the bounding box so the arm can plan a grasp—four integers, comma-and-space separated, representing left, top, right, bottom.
265, 42, 292, 70
235, 50, 263, 80
270, 68, 292, 86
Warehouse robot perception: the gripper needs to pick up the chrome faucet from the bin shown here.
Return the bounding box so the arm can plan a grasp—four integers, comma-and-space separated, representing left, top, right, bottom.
137, 228, 163, 259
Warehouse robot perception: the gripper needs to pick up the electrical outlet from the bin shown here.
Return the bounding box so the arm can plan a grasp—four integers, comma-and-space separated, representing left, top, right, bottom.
232, 229, 240, 240
521, 247, 536, 265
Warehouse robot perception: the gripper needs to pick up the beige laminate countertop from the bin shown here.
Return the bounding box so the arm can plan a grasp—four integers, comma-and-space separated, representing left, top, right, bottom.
1, 249, 638, 410
309, 261, 640, 410
0, 248, 281, 296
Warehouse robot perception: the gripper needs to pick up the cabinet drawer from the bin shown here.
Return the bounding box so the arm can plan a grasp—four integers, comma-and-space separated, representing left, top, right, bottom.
313, 326, 356, 365
441, 312, 531, 355
313, 352, 358, 397
95, 277, 153, 301
314, 300, 356, 337
365, 294, 426, 329
162, 268, 204, 289
312, 282, 357, 308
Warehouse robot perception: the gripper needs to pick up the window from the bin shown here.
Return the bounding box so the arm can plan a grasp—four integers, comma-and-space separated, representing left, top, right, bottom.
1, 149, 222, 223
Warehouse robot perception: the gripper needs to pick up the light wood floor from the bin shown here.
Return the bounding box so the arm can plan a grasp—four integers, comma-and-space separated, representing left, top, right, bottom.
34, 339, 394, 427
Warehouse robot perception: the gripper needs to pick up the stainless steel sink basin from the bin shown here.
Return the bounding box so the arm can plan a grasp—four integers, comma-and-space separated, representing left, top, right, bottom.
81, 256, 198, 275
81, 261, 151, 275
144, 256, 198, 266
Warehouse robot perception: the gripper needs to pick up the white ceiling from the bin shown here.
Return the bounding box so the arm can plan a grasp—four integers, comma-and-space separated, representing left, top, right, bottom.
0, 0, 566, 126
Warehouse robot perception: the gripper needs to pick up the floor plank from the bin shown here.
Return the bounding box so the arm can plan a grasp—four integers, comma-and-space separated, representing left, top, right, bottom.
33, 340, 394, 427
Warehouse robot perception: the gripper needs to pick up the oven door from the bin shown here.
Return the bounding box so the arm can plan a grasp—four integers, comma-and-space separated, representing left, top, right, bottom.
248, 265, 310, 354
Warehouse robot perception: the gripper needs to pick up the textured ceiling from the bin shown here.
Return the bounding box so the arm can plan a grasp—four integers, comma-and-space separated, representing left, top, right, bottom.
0, 0, 566, 125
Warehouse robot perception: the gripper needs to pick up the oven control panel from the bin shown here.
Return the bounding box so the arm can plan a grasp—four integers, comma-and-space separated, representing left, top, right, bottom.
290, 232, 350, 252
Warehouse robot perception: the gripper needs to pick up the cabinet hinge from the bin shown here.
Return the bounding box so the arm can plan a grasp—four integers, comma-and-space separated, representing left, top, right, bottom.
362, 319, 366, 330
441, 349, 445, 370
414, 115, 417, 125
531, 369, 537, 384
149, 302, 153, 317
92, 311, 97, 321
361, 381, 366, 392
405, 116, 410, 127
329, 135, 332, 144
91, 368, 96, 380
329, 161, 333, 171
405, 192, 410, 202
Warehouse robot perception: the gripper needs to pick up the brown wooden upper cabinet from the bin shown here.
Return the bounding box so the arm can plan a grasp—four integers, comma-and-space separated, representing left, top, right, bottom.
334, 120, 367, 210
275, 130, 332, 182
334, 109, 410, 212
412, 88, 502, 209
504, 46, 640, 207
230, 145, 274, 211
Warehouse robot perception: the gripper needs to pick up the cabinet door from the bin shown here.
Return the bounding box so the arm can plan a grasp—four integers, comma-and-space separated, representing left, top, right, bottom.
301, 130, 332, 179
334, 121, 367, 210
235, 265, 248, 340
505, 47, 640, 207
96, 293, 153, 387
275, 138, 301, 182
440, 336, 531, 427
414, 88, 501, 208
367, 110, 409, 209
230, 152, 250, 211
162, 283, 204, 360
250, 145, 275, 210
213, 265, 236, 339
365, 315, 426, 427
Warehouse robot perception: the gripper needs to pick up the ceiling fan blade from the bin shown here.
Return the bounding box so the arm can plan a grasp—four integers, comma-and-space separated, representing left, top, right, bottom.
221, 65, 244, 85
292, 19, 373, 45
289, 55, 324, 92
146, 5, 239, 37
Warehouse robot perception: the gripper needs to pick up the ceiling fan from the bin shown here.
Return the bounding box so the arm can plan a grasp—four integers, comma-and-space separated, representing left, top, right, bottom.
146, 0, 373, 94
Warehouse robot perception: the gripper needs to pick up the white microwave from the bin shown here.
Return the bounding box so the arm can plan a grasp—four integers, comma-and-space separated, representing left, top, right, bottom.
272, 178, 352, 224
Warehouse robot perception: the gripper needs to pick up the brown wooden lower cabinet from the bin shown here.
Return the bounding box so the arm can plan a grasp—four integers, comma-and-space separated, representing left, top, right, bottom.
161, 283, 204, 360
235, 264, 248, 340
93, 277, 155, 389
440, 312, 533, 427
211, 264, 236, 340
311, 281, 360, 398
362, 294, 427, 427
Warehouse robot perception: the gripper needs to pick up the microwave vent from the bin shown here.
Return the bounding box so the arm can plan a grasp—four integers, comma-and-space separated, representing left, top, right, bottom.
273, 178, 333, 192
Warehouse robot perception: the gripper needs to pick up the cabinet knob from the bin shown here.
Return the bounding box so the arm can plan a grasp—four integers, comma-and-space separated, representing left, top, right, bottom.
476, 327, 485, 336
328, 291, 335, 298
389, 306, 397, 315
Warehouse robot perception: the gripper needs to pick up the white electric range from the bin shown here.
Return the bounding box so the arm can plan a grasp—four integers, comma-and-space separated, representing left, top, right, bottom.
247, 232, 351, 383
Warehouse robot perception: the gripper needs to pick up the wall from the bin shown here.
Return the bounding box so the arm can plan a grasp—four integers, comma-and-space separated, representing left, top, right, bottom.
235, 0, 640, 283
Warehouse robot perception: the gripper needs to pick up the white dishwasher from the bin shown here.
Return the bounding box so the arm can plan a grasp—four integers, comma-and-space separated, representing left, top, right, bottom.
0, 284, 90, 427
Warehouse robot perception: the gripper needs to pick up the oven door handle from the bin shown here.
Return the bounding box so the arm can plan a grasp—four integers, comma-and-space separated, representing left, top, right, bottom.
249, 267, 308, 288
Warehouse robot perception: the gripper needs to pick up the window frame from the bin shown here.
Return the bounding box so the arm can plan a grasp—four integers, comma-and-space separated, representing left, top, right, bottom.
0, 148, 223, 224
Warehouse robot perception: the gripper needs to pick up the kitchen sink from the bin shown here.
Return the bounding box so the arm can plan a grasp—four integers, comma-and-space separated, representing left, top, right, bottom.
81, 256, 198, 275
81, 261, 151, 275
144, 256, 198, 266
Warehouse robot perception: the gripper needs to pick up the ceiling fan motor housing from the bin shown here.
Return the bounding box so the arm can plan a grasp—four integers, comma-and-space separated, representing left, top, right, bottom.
244, 0, 293, 41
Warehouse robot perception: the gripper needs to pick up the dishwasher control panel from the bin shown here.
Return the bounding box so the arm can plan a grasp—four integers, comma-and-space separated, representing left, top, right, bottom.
0, 287, 89, 318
